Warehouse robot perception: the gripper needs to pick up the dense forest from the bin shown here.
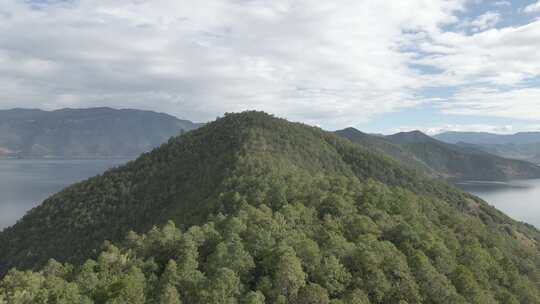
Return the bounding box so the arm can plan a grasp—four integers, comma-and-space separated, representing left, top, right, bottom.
1, 112, 539, 303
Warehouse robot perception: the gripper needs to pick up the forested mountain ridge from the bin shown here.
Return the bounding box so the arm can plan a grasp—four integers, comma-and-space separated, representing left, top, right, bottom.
0, 112, 539, 303
388, 130, 540, 181
453, 141, 540, 164
1, 111, 433, 272
386, 130, 437, 144
336, 128, 540, 181
334, 128, 441, 178
0, 107, 200, 158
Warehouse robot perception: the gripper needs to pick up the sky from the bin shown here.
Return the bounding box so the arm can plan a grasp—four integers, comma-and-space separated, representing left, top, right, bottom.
1, 0, 540, 134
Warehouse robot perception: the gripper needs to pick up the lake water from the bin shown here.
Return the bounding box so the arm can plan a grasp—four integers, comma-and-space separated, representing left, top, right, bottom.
0, 159, 128, 230
456, 179, 540, 228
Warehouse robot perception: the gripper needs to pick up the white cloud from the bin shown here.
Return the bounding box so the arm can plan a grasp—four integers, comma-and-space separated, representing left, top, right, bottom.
440, 87, 540, 120
427, 124, 516, 135
523, 1, 540, 13
391, 124, 517, 135
0, 0, 466, 128
0, 0, 539, 129
415, 19, 540, 86
470, 11, 501, 31
494, 1, 511, 7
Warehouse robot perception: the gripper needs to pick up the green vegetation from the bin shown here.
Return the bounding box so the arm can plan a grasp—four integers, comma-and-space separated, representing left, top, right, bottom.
334, 128, 440, 178
338, 128, 540, 181
1, 112, 539, 303
390, 132, 540, 181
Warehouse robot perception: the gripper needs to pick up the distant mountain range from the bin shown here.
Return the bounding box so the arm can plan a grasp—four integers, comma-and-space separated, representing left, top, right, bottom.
337, 128, 540, 181
335, 128, 439, 178
2, 107, 538, 181
435, 131, 540, 164
435, 131, 540, 145
0, 107, 201, 158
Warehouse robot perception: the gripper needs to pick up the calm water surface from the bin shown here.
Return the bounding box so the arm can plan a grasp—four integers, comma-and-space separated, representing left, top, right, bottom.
456, 179, 540, 228
0, 159, 128, 230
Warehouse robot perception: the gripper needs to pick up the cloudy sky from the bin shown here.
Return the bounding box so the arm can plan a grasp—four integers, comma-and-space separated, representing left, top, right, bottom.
1, 0, 540, 134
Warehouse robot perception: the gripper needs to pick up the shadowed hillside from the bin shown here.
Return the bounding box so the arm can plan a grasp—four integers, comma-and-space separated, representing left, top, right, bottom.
0, 107, 200, 158
386, 131, 540, 181
336, 128, 540, 181
436, 131, 540, 164
335, 128, 440, 178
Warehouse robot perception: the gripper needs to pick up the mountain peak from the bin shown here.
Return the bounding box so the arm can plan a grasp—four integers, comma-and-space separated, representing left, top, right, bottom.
0, 111, 443, 272
334, 127, 367, 137
386, 130, 435, 144
339, 126, 361, 132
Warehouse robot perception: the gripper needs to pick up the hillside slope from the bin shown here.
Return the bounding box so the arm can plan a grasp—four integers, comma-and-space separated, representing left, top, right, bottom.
0, 112, 431, 271
0, 112, 538, 303
336, 128, 540, 181
335, 128, 440, 178
386, 131, 540, 181
454, 142, 540, 164
0, 107, 199, 158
